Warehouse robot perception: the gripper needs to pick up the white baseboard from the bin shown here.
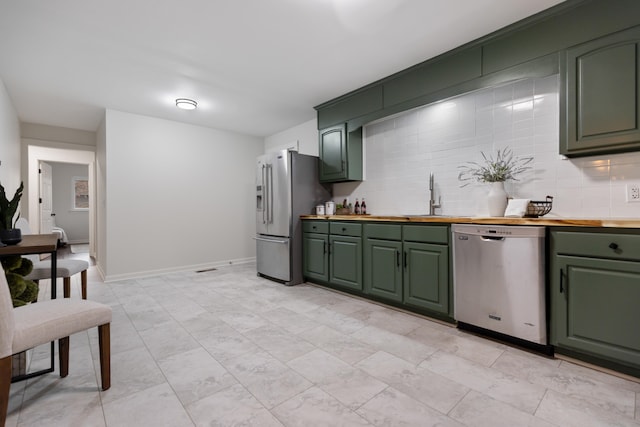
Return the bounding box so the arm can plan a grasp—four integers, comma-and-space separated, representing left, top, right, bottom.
102, 257, 256, 283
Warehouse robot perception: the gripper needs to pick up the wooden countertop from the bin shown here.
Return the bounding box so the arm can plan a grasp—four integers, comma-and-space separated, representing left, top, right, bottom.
300, 215, 640, 228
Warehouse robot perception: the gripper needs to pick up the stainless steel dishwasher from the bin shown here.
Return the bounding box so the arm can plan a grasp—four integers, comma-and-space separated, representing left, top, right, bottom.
452, 224, 547, 347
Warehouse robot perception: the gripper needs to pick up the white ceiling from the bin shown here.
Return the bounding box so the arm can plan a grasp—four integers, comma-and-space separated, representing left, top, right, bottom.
0, 0, 565, 138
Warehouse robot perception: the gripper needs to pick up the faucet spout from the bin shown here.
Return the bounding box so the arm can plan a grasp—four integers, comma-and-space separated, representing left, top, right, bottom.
429, 172, 441, 215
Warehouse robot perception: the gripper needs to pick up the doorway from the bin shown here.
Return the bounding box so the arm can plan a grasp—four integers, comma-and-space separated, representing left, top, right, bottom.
40, 161, 90, 247
26, 145, 96, 257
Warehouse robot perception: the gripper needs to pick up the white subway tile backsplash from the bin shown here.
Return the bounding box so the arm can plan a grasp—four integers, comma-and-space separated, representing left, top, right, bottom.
331, 75, 640, 218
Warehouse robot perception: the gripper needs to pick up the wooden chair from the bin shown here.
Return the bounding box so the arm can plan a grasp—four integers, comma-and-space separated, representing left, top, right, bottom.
0, 271, 111, 426
15, 218, 90, 299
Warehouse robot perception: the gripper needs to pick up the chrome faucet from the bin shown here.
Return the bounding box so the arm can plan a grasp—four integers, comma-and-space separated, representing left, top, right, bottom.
429, 172, 441, 215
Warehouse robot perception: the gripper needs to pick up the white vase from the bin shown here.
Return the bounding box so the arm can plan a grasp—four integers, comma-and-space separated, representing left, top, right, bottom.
487, 181, 508, 217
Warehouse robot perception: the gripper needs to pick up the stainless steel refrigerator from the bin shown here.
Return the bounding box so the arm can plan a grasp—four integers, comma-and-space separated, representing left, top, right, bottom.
255, 149, 331, 285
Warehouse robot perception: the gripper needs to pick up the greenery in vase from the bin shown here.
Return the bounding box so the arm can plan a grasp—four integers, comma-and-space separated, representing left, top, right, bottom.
457, 147, 533, 186
0, 181, 24, 230
1, 255, 39, 306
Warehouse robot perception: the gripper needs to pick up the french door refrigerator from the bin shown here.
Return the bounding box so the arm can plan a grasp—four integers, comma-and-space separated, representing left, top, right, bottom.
256, 149, 330, 285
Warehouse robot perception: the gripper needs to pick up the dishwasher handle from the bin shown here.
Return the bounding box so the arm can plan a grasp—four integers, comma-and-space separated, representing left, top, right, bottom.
481, 235, 505, 241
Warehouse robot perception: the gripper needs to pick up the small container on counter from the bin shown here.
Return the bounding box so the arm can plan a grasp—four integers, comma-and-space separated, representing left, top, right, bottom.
325, 201, 335, 215
315, 204, 325, 215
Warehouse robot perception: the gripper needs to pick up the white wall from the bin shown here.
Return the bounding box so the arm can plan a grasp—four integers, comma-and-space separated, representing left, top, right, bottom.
96, 116, 107, 277
49, 162, 90, 243
333, 75, 640, 219
103, 110, 264, 280
264, 118, 318, 156
0, 77, 21, 197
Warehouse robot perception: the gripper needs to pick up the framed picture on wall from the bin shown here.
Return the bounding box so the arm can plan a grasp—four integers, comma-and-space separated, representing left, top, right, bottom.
72, 176, 89, 210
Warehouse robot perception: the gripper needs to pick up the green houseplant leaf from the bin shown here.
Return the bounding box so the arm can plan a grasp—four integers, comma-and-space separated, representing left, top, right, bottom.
0, 181, 24, 230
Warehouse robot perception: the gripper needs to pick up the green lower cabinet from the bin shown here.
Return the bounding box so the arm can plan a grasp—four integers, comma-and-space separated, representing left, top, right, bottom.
364, 238, 402, 302
329, 235, 362, 291
551, 255, 640, 368
302, 233, 329, 283
403, 241, 449, 314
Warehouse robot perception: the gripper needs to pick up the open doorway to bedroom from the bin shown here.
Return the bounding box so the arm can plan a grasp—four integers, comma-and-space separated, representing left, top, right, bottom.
26, 145, 96, 259
40, 161, 90, 249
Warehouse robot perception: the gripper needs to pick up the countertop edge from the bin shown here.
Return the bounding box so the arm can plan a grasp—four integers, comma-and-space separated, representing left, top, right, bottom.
299, 215, 640, 228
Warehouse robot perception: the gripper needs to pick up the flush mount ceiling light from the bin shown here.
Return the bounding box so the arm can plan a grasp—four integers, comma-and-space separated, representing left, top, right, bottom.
175, 98, 197, 110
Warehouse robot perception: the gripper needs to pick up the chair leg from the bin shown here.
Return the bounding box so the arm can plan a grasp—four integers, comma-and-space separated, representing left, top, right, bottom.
33, 280, 39, 303
0, 355, 11, 427
59, 337, 69, 378
98, 324, 111, 390
81, 270, 87, 300
63, 277, 71, 298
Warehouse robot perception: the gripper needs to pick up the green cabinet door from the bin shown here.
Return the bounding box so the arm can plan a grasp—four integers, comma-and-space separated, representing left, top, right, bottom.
551, 255, 640, 368
329, 235, 362, 291
403, 241, 449, 314
364, 238, 403, 302
302, 232, 329, 282
319, 124, 347, 181
562, 26, 640, 156
319, 125, 362, 183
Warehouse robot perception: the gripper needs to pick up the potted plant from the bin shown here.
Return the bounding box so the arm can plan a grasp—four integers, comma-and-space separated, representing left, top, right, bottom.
0, 181, 24, 245
457, 147, 532, 216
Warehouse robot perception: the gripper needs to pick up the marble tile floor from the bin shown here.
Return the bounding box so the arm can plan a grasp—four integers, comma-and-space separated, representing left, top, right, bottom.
6, 262, 640, 427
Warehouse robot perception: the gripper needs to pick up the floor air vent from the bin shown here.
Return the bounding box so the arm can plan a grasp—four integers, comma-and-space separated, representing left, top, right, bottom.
195, 268, 217, 273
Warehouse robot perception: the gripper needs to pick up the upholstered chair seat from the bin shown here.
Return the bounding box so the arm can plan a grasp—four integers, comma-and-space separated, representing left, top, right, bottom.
0, 271, 111, 426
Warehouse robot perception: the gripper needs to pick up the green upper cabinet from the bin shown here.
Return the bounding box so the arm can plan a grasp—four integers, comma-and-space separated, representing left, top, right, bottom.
317, 85, 384, 130
319, 125, 362, 183
561, 26, 640, 156
383, 47, 482, 109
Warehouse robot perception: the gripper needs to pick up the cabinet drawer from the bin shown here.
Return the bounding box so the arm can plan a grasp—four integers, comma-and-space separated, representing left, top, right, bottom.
364, 223, 402, 240
303, 221, 329, 234
330, 222, 362, 237
553, 230, 640, 261
403, 225, 449, 244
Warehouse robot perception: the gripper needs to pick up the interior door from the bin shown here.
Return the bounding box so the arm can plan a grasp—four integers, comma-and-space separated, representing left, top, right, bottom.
39, 161, 53, 234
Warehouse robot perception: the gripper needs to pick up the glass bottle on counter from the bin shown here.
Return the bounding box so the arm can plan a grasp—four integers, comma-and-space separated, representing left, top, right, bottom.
354, 198, 361, 215
361, 198, 367, 215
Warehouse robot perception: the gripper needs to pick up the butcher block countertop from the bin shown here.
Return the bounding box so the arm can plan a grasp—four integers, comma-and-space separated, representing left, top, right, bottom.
300, 215, 640, 228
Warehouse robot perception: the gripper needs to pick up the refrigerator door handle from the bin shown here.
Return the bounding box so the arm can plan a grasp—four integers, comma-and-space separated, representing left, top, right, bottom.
267, 164, 274, 224
261, 164, 267, 224
264, 164, 271, 224
253, 237, 288, 244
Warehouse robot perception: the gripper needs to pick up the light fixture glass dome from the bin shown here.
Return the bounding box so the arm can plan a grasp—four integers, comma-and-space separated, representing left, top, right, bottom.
176, 98, 197, 110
